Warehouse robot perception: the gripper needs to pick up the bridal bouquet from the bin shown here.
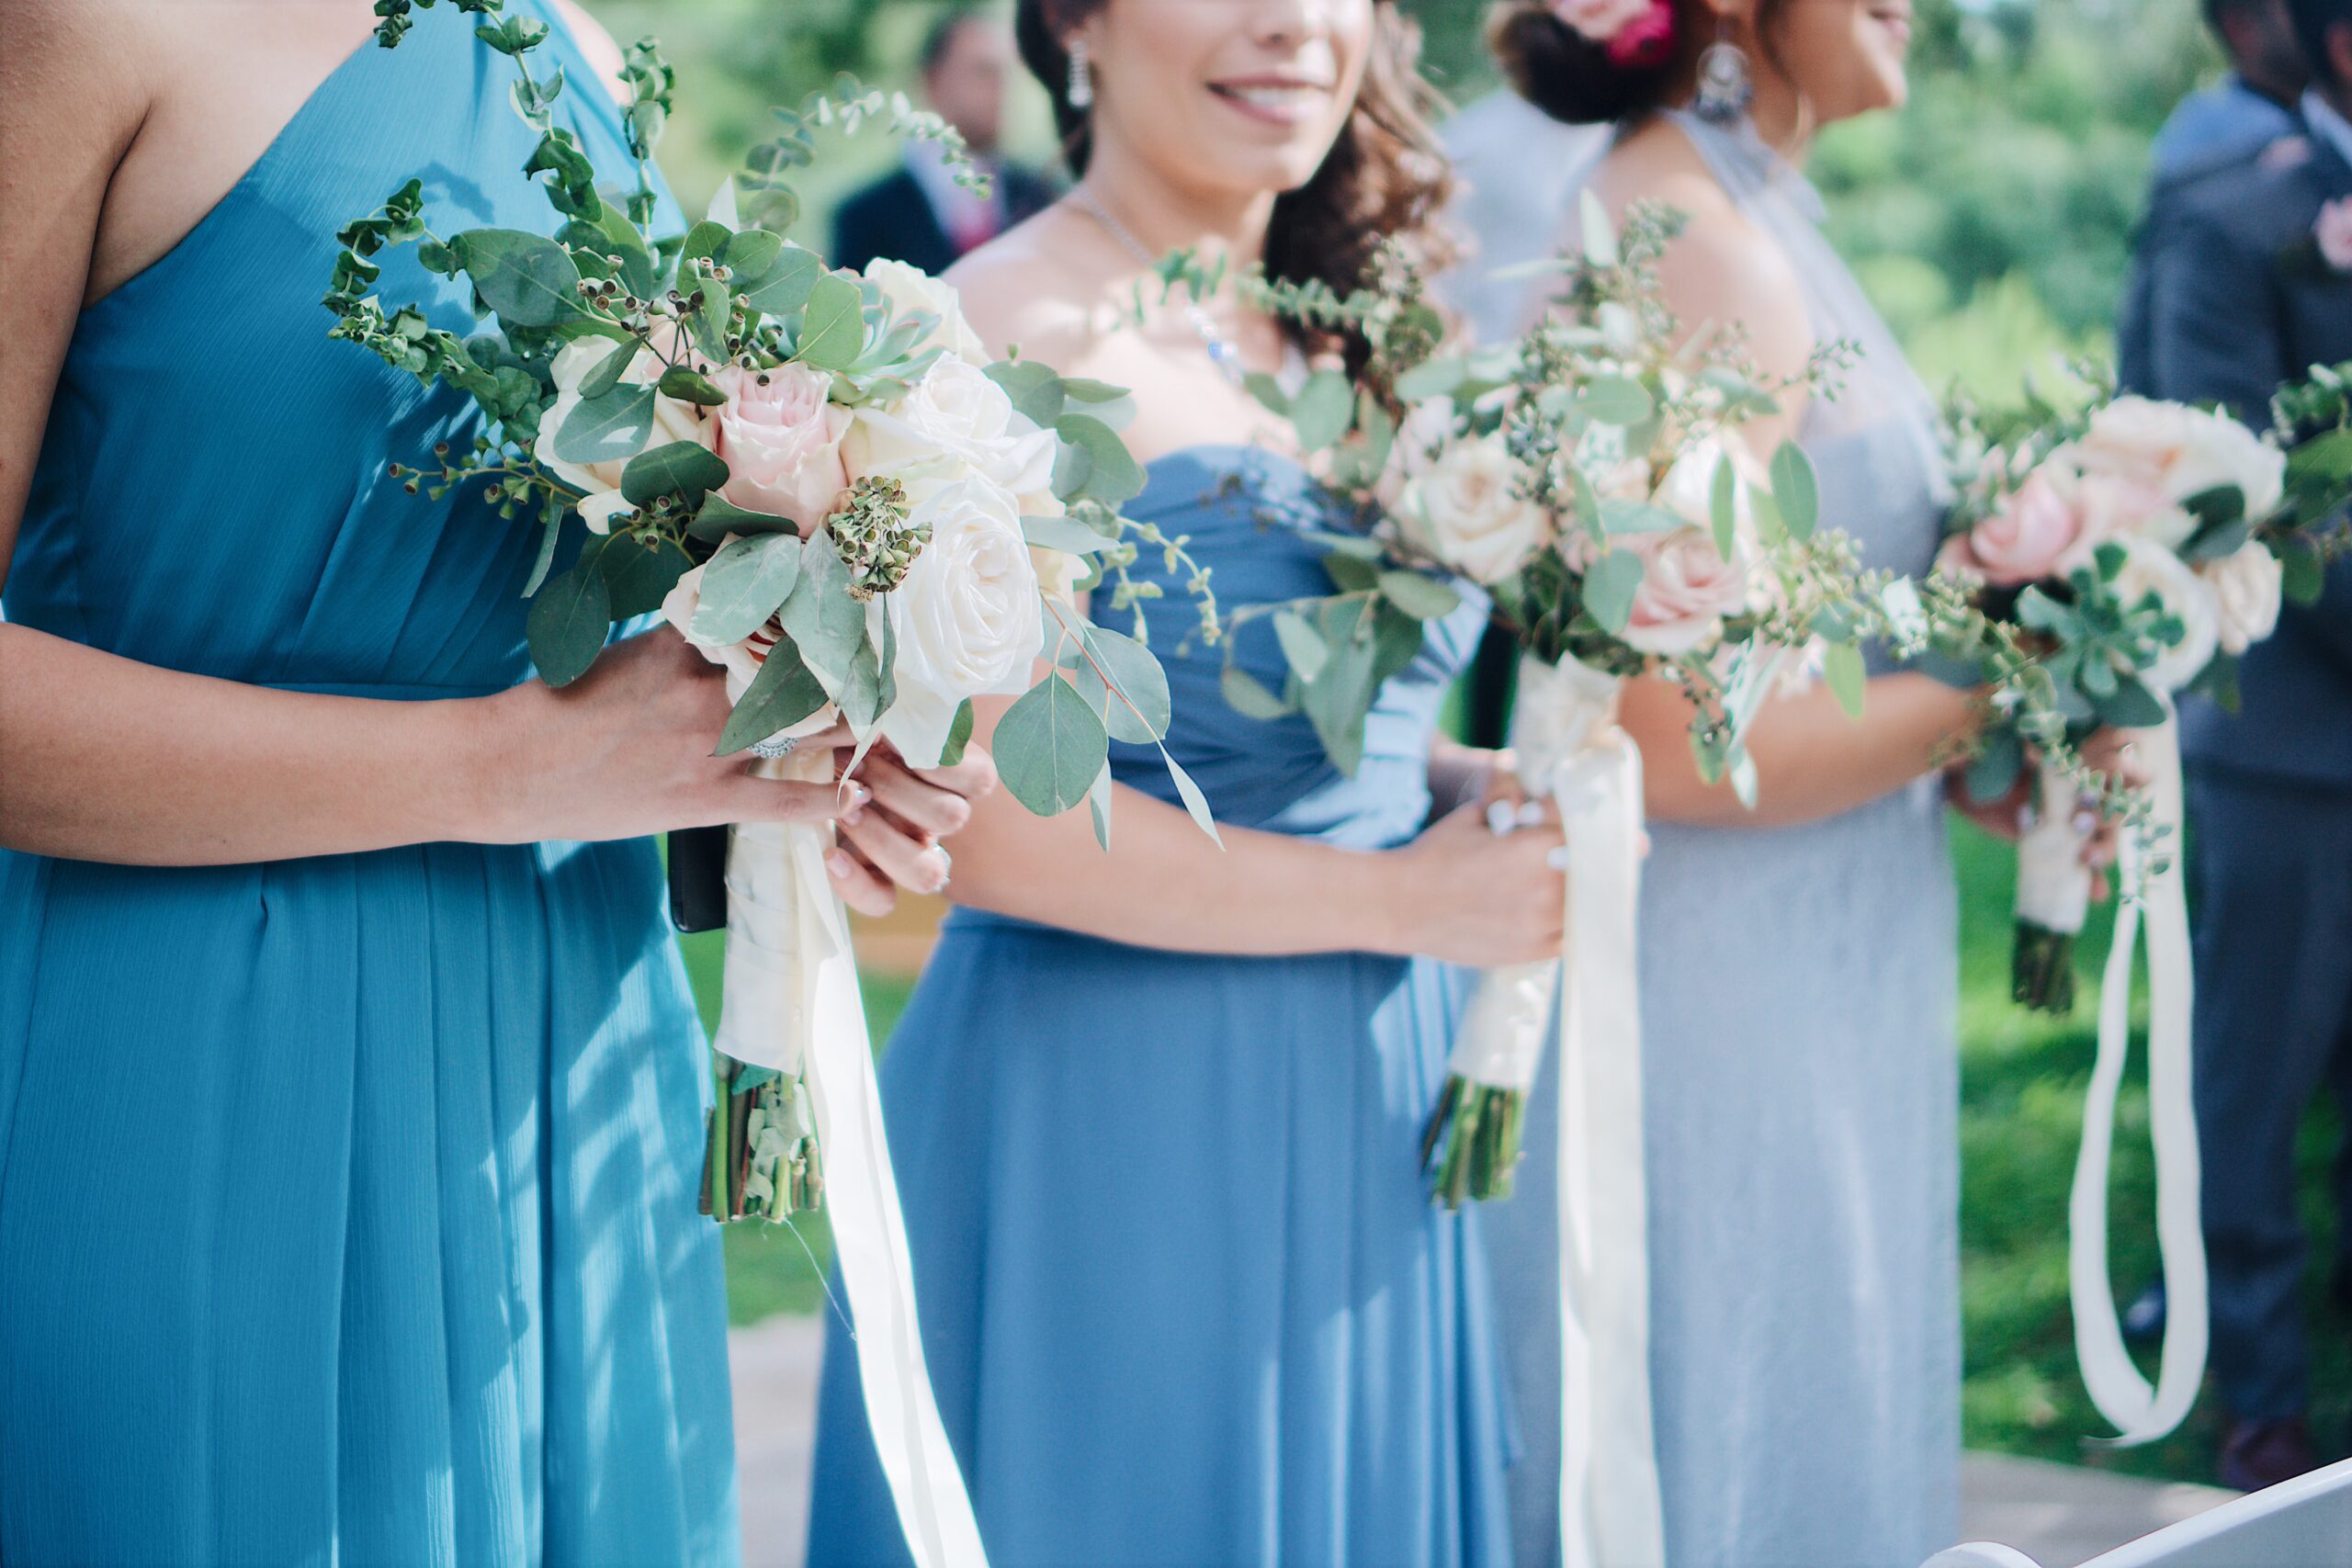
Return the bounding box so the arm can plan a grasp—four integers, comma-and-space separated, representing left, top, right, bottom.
322, 8, 1214, 1564
1192, 202, 1875, 1206
1929, 365, 2352, 1453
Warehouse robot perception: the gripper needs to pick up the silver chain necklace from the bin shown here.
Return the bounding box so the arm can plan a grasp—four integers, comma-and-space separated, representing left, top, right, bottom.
1071, 185, 1248, 385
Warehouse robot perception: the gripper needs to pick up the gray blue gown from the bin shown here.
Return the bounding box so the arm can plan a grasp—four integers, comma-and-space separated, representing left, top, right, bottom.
1487, 110, 1962, 1568
0, 9, 737, 1562
805, 446, 1515, 1568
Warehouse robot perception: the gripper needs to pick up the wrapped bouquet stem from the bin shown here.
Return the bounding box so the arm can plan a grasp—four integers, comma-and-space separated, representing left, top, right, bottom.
1427, 652, 1664, 1568
2010, 755, 2097, 1013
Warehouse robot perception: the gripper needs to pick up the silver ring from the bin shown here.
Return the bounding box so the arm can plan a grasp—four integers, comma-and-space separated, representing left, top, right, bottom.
933, 848, 953, 890
748, 734, 799, 761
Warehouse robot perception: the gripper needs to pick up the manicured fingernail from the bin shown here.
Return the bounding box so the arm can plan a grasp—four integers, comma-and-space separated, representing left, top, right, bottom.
1546, 846, 1572, 871
1486, 801, 1517, 837
2072, 810, 2098, 836
1518, 800, 1547, 827
825, 851, 853, 881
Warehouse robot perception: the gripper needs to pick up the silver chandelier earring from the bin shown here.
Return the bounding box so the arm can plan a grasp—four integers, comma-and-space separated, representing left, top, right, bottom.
1067, 38, 1095, 110
1692, 25, 1753, 125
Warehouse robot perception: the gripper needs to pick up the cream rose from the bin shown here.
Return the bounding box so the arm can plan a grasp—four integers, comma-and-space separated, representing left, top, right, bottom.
2072, 398, 2286, 547
874, 476, 1046, 767
844, 356, 1059, 498
1619, 525, 1757, 656
1375, 396, 1459, 510
2202, 540, 2284, 656
2110, 536, 2222, 691
1393, 432, 1551, 585
537, 339, 713, 530
863, 257, 990, 365
709, 363, 852, 529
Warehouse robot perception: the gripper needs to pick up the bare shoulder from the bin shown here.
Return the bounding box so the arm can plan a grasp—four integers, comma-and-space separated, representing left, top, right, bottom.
3, 0, 154, 130
943, 206, 1105, 367
549, 0, 629, 101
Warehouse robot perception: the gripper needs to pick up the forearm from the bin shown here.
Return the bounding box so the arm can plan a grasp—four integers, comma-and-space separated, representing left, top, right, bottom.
1634, 670, 1978, 829
0, 625, 503, 864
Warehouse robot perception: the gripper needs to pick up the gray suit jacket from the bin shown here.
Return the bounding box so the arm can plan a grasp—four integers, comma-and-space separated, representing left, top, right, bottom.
2133, 128, 2352, 785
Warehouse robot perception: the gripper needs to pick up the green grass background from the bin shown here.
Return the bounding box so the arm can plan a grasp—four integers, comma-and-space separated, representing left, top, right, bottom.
686, 819, 2351, 1482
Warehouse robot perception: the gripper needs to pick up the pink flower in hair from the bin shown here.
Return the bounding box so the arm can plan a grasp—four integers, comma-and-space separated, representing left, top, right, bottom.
1549, 0, 1678, 67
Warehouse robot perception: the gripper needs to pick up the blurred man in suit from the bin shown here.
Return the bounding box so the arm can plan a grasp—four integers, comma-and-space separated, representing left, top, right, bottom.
2132, 0, 2352, 1491
2119, 0, 2309, 392
831, 9, 1055, 276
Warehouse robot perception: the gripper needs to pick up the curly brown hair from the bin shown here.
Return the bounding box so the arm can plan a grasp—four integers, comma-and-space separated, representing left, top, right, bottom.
1013, 0, 1456, 373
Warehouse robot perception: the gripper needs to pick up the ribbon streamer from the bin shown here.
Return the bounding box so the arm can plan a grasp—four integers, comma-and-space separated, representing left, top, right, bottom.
1451, 656, 1666, 1568
2067, 708, 2207, 1445
717, 745, 989, 1568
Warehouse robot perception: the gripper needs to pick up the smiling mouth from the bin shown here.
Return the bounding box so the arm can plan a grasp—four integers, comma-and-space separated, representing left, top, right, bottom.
1207, 78, 1332, 126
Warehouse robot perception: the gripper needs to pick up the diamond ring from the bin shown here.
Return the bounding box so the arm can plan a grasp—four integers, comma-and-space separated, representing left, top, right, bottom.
748, 734, 799, 761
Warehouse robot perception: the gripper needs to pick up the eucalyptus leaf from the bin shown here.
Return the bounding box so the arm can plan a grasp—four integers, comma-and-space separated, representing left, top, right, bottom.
1579, 188, 1619, 269
1022, 513, 1114, 555
775, 532, 866, 694
1393, 357, 1468, 404
717, 637, 831, 755
1577, 375, 1652, 427
1087, 761, 1114, 851
599, 535, 692, 619
1289, 369, 1356, 453
794, 272, 867, 370
1301, 597, 1376, 777
622, 441, 730, 508
1273, 609, 1329, 684
2099, 673, 2168, 729
1057, 413, 1146, 504
1823, 639, 1867, 719
1582, 548, 1646, 635
688, 494, 799, 542
995, 673, 1110, 816
1377, 570, 1463, 621
526, 558, 612, 688
658, 366, 728, 405
455, 229, 584, 327
1965, 723, 2026, 806
743, 245, 824, 315
936, 698, 977, 767
1709, 452, 1740, 560
1770, 443, 1819, 540
553, 384, 655, 466
1221, 663, 1296, 719
1160, 748, 1222, 846
579, 335, 639, 400
692, 533, 804, 645
987, 361, 1066, 429
1242, 371, 1292, 417
721, 228, 786, 283
1072, 623, 1171, 744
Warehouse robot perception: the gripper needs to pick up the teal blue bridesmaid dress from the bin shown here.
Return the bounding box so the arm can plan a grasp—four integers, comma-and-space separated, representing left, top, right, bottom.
0, 9, 738, 1563
805, 447, 1514, 1568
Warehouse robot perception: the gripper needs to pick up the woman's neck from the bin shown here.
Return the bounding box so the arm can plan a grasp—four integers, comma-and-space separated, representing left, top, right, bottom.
1741, 74, 1815, 167
1075, 133, 1277, 272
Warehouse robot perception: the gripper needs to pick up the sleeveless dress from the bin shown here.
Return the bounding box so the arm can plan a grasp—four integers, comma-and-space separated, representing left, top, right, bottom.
0, 12, 739, 1564
1485, 112, 1962, 1568
804, 446, 1513, 1568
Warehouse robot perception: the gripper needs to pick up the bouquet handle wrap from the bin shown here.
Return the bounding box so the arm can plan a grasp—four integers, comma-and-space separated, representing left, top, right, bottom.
1447, 654, 1666, 1568
2068, 706, 2207, 1445
716, 735, 989, 1568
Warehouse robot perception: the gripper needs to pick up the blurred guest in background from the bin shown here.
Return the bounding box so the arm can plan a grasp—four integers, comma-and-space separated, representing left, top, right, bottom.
2132, 0, 2352, 1493
831, 7, 1057, 276
2118, 0, 2309, 389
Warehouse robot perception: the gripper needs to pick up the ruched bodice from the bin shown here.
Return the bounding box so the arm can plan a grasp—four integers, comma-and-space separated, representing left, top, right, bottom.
0, 11, 736, 1564
1104, 446, 1487, 846
10, 6, 662, 695
808, 448, 1511, 1568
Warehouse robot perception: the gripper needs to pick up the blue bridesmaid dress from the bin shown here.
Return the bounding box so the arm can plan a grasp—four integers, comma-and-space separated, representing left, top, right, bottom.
0, 9, 738, 1564
805, 447, 1513, 1568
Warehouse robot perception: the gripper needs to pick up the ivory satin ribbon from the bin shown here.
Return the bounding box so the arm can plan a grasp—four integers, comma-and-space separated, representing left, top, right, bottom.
714, 744, 989, 1568
1449, 655, 1666, 1568
2067, 709, 2207, 1446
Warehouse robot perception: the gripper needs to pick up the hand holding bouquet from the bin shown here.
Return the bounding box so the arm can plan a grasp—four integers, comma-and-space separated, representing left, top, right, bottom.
322, 9, 1216, 1564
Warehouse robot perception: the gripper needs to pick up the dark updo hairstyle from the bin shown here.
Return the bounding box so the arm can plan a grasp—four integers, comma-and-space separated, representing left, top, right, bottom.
1014, 0, 1456, 373
1489, 0, 1788, 127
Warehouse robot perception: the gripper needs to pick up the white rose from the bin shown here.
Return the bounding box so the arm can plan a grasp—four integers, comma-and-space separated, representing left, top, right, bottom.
844, 356, 1059, 498
2110, 536, 2222, 691
659, 559, 842, 738
875, 476, 1046, 766
2201, 540, 2284, 656
1393, 432, 1551, 585
537, 339, 713, 529
1375, 396, 1459, 510
2073, 398, 2286, 547
863, 257, 990, 365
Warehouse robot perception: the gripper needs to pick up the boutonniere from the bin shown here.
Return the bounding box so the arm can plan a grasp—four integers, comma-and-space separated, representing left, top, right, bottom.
2284, 197, 2352, 279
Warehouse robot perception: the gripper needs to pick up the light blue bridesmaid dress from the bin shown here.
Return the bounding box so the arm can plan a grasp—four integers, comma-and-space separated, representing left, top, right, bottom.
804, 446, 1513, 1568
1487, 111, 1962, 1568
0, 10, 738, 1564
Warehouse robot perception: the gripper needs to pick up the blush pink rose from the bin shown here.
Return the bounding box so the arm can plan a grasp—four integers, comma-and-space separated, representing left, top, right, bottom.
1566, 525, 1753, 657
1947, 468, 2092, 588
710, 363, 852, 529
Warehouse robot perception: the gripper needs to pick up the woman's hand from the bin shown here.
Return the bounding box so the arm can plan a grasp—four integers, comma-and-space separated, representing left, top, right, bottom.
1944, 726, 2158, 899
479, 632, 1000, 912
1381, 795, 1567, 966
